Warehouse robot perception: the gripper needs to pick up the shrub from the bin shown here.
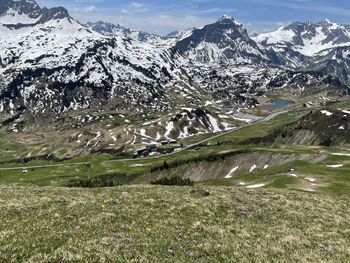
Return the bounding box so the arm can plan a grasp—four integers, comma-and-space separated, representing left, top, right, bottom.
151, 176, 194, 186
66, 173, 136, 188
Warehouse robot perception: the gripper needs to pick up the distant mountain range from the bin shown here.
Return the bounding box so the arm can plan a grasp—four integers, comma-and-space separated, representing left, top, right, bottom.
255, 19, 350, 57
0, 0, 349, 118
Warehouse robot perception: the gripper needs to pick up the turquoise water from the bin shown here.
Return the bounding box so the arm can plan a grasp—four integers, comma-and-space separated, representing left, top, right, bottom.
262, 99, 295, 110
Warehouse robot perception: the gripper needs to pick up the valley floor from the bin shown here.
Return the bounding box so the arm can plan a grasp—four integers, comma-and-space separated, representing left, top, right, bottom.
0, 185, 349, 262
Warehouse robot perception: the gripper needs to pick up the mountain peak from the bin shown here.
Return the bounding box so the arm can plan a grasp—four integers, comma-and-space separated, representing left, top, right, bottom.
86, 20, 161, 43
0, 0, 41, 15
0, 0, 42, 23
174, 15, 275, 64
41, 6, 70, 21
318, 18, 339, 28
87, 20, 123, 36
216, 15, 241, 25
255, 19, 350, 57
323, 18, 332, 24
0, 0, 71, 26
88, 20, 122, 28
217, 15, 233, 21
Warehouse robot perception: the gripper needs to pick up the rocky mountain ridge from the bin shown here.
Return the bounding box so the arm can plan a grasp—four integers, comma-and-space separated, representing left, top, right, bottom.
0, 0, 348, 121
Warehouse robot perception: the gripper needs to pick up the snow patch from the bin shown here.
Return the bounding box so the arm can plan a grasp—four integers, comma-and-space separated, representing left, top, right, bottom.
165, 121, 174, 138
332, 153, 350, 157
249, 164, 257, 173
130, 164, 144, 167
320, 110, 333, 116
224, 166, 239, 179
207, 114, 221, 133
232, 116, 252, 123
305, 177, 316, 183
326, 164, 344, 168
303, 188, 316, 192
246, 183, 265, 189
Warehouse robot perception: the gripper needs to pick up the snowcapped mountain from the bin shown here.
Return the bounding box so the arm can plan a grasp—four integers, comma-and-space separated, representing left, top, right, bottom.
171, 16, 346, 104
162, 28, 195, 47
86, 21, 161, 44
174, 15, 280, 64
0, 0, 182, 115
0, 0, 348, 122
86, 21, 194, 47
0, 0, 73, 26
86, 21, 126, 38
254, 19, 350, 81
305, 46, 350, 85
255, 19, 350, 57
0, 0, 42, 24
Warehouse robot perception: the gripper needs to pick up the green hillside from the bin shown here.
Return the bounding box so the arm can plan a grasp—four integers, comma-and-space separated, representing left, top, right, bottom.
0, 185, 349, 262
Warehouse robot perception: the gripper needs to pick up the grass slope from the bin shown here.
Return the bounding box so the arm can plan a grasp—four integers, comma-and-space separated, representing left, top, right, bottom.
0, 185, 349, 262
0, 108, 348, 190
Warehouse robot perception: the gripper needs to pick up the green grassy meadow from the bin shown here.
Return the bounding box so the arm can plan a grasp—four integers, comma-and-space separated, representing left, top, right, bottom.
0, 107, 348, 195
0, 185, 349, 262
0, 102, 349, 262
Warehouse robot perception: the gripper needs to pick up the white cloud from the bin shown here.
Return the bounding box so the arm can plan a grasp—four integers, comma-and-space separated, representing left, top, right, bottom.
83, 6, 97, 13
130, 2, 146, 9
121, 9, 132, 15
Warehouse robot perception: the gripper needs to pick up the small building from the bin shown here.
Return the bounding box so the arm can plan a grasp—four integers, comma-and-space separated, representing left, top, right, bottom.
136, 148, 150, 157
161, 139, 177, 145
169, 139, 177, 144
157, 144, 181, 154
172, 144, 182, 150
146, 144, 157, 152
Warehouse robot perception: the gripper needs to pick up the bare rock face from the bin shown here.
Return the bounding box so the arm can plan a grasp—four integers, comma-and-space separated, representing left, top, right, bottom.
0, 0, 42, 20
175, 16, 280, 64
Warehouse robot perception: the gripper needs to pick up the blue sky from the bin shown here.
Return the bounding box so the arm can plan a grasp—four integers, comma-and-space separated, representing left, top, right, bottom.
37, 0, 350, 35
